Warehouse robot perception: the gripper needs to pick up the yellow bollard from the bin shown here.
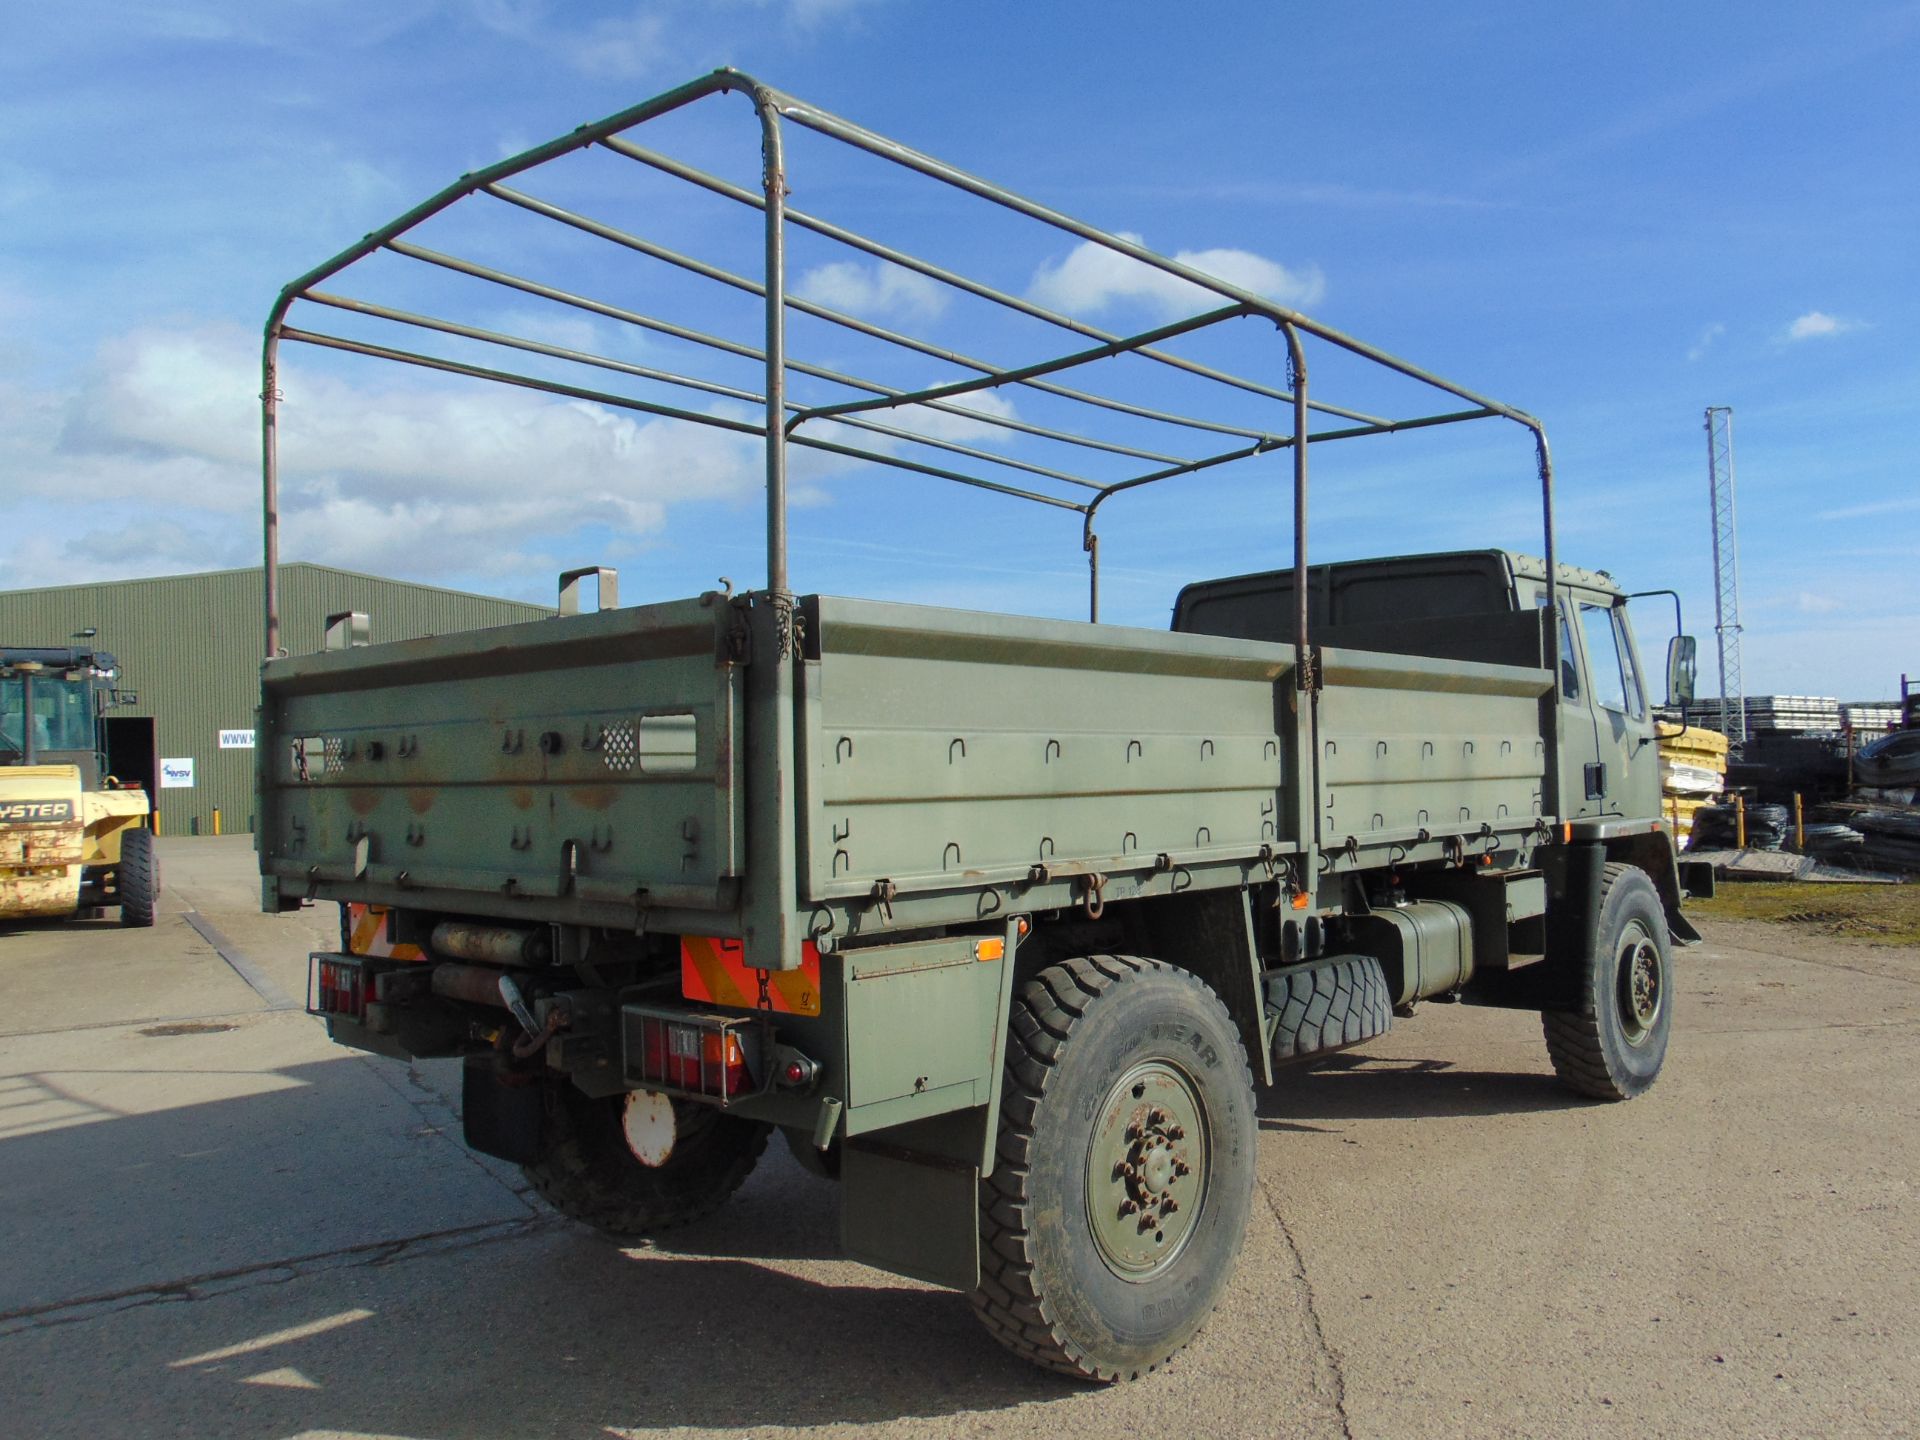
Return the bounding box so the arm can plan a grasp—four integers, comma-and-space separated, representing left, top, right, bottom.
1735, 794, 1747, 849
153, 810, 161, 836
1793, 793, 1803, 851
213, 807, 222, 837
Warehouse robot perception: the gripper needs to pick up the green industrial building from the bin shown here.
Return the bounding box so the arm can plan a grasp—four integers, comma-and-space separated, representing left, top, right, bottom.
0, 565, 548, 836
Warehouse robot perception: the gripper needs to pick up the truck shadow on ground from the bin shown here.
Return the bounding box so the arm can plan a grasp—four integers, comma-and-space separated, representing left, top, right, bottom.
1258, 1052, 1588, 1124
0, 1054, 1076, 1437
123, 1233, 1072, 1436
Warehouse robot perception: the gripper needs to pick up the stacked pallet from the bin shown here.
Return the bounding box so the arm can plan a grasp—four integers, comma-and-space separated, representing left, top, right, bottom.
1657, 721, 1730, 846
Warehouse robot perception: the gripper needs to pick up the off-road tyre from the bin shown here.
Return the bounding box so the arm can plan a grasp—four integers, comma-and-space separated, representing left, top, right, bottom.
972, 955, 1257, 1382
524, 1084, 770, 1236
1264, 953, 1392, 1064
118, 828, 159, 928
1542, 863, 1673, 1101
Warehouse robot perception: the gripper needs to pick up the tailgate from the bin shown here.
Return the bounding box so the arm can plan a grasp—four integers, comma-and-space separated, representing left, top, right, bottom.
259, 598, 740, 917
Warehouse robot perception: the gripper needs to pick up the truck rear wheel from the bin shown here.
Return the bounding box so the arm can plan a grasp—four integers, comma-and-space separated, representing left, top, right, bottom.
1542, 863, 1672, 1101
973, 955, 1257, 1381
118, 828, 158, 928
524, 1084, 770, 1236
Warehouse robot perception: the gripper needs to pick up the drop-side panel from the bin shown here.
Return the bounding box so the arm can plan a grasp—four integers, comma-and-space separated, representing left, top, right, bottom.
798, 598, 1296, 903
1316, 648, 1553, 848
259, 599, 740, 916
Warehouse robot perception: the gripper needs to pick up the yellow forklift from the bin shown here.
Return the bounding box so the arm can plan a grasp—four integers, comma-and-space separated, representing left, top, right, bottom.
0, 645, 157, 925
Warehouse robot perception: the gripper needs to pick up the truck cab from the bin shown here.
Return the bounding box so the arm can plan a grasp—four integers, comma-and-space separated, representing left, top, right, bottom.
1172, 549, 1662, 827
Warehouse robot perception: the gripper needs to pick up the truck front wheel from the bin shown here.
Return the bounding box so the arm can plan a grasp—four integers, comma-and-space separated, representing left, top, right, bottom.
1542, 863, 1673, 1101
523, 1084, 770, 1236
973, 955, 1257, 1381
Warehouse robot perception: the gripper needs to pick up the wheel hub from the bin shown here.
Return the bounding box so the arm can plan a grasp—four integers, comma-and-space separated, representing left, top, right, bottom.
1616, 925, 1663, 1044
1086, 1062, 1207, 1280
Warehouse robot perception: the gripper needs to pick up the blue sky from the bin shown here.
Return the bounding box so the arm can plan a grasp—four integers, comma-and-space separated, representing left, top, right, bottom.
3, 2, 1915, 699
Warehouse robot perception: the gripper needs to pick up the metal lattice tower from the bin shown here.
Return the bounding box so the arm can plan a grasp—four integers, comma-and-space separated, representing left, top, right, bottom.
1704, 406, 1745, 745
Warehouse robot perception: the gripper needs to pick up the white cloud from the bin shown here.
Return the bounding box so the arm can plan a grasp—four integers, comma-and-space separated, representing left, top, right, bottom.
1814, 495, 1920, 522
1029, 232, 1325, 319
1795, 591, 1843, 615
466, 0, 879, 81
1784, 310, 1862, 341
810, 391, 1021, 461
795, 260, 949, 321
2, 324, 802, 591
892, 392, 1019, 444
1686, 322, 1725, 362
468, 2, 665, 80
721, 0, 885, 29
561, 10, 668, 80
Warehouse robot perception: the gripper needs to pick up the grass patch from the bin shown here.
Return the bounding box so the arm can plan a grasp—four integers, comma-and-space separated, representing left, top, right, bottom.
1690, 882, 1920, 946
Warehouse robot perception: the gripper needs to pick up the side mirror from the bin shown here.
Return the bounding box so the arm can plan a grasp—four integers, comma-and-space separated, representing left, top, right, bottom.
1666, 635, 1697, 708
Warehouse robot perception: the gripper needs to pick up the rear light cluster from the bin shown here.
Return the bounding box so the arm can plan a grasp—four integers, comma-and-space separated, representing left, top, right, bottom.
624, 1008, 759, 1101
311, 956, 370, 1021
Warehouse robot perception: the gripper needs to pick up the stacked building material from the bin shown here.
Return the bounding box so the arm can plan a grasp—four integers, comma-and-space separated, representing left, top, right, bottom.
1687, 695, 1843, 735
1657, 721, 1729, 846
1853, 809, 1920, 873
1842, 702, 1902, 735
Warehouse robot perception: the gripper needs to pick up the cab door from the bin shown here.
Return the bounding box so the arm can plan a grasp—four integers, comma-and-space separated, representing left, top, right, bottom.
1527, 582, 1604, 820
1574, 596, 1655, 818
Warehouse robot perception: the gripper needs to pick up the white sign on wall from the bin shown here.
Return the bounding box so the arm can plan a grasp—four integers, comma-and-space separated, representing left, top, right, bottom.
160, 757, 195, 789
218, 729, 256, 750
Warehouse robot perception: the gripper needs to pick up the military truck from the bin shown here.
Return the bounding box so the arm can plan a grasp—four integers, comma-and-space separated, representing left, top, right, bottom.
1, 645, 157, 925
259, 70, 1701, 1382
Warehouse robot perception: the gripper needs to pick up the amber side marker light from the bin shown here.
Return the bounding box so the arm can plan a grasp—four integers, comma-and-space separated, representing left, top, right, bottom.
975, 937, 1006, 962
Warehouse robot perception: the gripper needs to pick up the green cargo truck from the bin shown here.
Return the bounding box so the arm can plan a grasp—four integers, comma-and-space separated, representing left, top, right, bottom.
259, 70, 1703, 1382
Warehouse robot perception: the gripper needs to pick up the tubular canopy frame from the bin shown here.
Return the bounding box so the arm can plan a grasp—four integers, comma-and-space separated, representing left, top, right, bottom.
261, 67, 1561, 699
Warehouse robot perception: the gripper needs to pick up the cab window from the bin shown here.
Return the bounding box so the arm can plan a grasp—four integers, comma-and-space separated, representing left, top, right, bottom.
1579, 602, 1642, 718
1529, 589, 1581, 702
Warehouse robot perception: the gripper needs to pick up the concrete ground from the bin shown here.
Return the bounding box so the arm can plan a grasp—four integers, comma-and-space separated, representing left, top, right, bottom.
1, 835, 1915, 1439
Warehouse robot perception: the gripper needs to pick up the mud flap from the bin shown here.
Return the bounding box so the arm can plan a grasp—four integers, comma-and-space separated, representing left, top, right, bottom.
462, 1056, 546, 1165
840, 1108, 984, 1291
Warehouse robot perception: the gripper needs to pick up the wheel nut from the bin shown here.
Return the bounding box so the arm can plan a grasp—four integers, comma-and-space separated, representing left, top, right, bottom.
1119, 1199, 1138, 1216
1137, 1215, 1156, 1233
1166, 1125, 1185, 1141
1161, 1197, 1179, 1214
1173, 1160, 1190, 1177
1149, 1108, 1169, 1126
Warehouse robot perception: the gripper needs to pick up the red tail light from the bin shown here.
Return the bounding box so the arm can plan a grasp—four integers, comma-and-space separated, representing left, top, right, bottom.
311, 956, 370, 1021
635, 1016, 752, 1097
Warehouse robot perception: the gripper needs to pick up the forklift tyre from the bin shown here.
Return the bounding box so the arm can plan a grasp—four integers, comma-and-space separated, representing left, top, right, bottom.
524, 1083, 770, 1236
119, 828, 159, 928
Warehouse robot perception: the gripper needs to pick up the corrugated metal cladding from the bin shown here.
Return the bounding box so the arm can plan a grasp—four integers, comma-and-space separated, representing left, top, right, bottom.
0, 565, 549, 836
